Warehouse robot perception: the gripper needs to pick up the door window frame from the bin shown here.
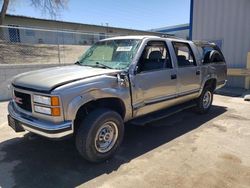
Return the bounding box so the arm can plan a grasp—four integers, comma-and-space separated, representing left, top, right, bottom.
172, 42, 197, 68
135, 40, 173, 74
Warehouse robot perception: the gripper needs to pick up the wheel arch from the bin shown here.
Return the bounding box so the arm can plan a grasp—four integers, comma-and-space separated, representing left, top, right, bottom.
204, 78, 217, 91
199, 76, 217, 96
73, 97, 126, 132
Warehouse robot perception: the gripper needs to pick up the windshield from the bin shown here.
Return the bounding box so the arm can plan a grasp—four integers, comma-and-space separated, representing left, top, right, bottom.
78, 39, 141, 70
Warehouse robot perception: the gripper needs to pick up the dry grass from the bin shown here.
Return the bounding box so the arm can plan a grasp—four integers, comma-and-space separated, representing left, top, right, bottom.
0, 41, 90, 64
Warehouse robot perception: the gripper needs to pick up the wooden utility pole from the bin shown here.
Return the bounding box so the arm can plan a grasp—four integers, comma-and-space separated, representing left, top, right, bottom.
0, 0, 10, 25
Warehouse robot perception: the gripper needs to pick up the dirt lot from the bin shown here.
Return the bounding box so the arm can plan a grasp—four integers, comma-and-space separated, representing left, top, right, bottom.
0, 95, 250, 188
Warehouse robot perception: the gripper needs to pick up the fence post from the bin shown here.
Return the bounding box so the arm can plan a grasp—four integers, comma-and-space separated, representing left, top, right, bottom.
245, 52, 250, 89
57, 30, 61, 64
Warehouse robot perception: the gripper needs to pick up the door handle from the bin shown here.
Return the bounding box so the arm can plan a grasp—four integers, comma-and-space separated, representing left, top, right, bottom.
196, 70, 201, 75
171, 74, 177, 80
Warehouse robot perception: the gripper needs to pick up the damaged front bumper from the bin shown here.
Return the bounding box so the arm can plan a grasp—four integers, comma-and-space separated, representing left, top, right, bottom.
8, 101, 73, 139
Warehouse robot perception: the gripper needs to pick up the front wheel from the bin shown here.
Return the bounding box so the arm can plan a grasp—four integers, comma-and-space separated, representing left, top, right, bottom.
195, 87, 213, 114
75, 108, 124, 163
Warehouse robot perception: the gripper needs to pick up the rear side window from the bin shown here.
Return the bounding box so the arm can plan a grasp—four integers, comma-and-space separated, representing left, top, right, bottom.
172, 42, 196, 67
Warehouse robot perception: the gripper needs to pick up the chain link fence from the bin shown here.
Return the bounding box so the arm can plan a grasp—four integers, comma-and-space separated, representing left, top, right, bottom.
0, 25, 116, 65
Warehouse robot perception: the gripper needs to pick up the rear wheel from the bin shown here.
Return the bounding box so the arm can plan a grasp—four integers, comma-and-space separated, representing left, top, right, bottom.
75, 108, 124, 163
196, 87, 213, 114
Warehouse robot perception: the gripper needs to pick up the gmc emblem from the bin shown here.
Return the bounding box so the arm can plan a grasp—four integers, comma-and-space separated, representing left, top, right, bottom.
14, 96, 23, 104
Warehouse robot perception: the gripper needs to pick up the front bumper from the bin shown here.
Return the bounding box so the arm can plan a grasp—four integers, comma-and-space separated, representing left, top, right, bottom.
8, 101, 73, 139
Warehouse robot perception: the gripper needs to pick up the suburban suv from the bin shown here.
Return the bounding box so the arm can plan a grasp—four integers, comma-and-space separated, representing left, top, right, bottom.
8, 35, 227, 162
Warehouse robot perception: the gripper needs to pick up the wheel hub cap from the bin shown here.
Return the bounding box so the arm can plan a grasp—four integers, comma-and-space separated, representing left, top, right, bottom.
95, 121, 118, 153
203, 91, 212, 109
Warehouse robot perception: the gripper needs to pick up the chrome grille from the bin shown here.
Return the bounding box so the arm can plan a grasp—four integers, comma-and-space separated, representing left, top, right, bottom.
14, 90, 32, 112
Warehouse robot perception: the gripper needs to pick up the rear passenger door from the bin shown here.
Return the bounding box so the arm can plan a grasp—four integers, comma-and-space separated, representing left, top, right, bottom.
172, 42, 201, 95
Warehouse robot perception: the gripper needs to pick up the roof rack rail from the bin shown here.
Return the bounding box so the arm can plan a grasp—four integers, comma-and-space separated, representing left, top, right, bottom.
160, 34, 184, 40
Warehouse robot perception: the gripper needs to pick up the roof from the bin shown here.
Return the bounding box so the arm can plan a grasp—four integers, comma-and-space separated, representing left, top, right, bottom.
151, 23, 189, 31
150, 23, 190, 33
193, 40, 217, 46
102, 35, 161, 40
5, 14, 162, 35
101, 35, 190, 43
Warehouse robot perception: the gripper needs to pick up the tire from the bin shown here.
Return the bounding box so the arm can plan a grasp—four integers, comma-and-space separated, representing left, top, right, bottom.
75, 108, 124, 163
195, 86, 214, 114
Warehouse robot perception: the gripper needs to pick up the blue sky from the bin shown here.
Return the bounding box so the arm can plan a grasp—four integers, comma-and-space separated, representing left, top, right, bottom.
5, 0, 191, 30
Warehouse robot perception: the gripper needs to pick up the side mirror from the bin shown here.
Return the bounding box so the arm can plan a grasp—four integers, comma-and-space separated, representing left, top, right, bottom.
117, 73, 129, 87
134, 65, 139, 75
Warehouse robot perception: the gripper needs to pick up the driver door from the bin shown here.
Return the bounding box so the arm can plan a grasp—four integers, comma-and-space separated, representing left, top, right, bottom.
130, 40, 178, 117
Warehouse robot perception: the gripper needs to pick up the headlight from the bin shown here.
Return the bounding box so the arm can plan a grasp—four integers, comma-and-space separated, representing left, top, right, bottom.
33, 95, 59, 106
34, 105, 61, 116
33, 95, 51, 105
34, 105, 51, 115
33, 95, 61, 116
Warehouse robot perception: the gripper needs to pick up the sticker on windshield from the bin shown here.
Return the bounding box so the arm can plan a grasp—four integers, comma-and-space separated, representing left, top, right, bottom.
116, 46, 133, 51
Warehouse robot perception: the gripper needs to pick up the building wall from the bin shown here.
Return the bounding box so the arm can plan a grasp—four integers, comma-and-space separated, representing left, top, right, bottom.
3, 26, 102, 45
192, 0, 250, 87
3, 15, 160, 42
2, 15, 162, 45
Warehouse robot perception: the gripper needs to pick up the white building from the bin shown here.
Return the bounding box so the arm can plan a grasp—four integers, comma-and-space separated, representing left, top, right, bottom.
150, 24, 190, 39
2, 14, 161, 45
153, 0, 250, 89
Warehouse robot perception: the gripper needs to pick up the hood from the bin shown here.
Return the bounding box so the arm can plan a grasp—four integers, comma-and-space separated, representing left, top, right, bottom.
13, 65, 121, 92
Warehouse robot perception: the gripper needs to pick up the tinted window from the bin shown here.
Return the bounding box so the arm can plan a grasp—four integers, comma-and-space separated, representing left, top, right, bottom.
138, 41, 172, 72
172, 42, 196, 67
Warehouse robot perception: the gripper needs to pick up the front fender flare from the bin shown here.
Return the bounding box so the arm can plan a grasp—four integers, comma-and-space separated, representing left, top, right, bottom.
66, 89, 130, 122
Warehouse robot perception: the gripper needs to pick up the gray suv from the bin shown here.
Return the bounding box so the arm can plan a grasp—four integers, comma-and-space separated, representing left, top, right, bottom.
8, 36, 227, 162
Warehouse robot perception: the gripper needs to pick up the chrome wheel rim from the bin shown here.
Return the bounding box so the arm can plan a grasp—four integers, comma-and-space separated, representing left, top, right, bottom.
203, 91, 212, 109
94, 121, 118, 153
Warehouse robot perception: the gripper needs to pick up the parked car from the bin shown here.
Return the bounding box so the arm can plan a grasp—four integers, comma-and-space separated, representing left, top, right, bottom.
7, 35, 227, 162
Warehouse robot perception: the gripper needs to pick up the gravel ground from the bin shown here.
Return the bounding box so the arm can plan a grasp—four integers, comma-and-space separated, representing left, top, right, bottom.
0, 95, 250, 188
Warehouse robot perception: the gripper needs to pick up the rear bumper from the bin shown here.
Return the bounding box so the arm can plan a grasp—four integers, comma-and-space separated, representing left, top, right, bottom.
216, 80, 227, 90
8, 101, 73, 139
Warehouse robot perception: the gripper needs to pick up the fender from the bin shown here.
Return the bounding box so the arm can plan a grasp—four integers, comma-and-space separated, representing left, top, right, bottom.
66, 88, 132, 122
199, 73, 217, 96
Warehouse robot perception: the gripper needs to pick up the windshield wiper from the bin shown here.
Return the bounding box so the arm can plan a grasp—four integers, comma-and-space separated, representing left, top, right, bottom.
75, 61, 113, 69
94, 62, 113, 69
75, 62, 95, 68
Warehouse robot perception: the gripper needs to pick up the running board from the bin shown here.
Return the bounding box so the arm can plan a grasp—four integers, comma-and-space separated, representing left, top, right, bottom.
130, 100, 197, 126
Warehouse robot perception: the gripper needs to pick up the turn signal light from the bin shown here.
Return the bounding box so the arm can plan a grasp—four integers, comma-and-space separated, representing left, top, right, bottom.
51, 107, 61, 116
51, 96, 60, 106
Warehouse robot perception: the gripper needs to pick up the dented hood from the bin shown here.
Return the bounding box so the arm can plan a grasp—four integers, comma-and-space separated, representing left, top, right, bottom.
13, 65, 120, 92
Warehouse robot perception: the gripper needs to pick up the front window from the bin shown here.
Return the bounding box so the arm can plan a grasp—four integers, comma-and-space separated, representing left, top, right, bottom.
78, 39, 141, 70
137, 41, 172, 72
